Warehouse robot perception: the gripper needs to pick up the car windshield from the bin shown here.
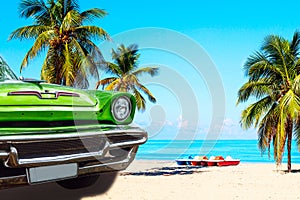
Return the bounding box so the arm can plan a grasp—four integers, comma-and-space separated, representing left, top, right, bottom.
0, 56, 18, 81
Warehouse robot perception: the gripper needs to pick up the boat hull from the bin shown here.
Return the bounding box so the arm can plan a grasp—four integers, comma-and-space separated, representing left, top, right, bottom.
217, 160, 240, 166
191, 160, 207, 166
175, 159, 193, 165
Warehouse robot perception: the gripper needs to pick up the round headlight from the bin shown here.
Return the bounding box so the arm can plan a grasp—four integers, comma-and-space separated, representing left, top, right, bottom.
111, 96, 132, 123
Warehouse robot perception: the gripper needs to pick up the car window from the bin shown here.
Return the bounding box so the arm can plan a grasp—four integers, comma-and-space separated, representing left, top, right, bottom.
0, 57, 18, 81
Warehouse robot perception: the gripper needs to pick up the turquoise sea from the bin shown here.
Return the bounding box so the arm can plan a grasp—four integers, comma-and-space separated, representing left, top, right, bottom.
135, 140, 300, 163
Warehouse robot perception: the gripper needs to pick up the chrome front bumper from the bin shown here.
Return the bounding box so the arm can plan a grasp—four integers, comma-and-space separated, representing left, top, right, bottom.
0, 126, 147, 189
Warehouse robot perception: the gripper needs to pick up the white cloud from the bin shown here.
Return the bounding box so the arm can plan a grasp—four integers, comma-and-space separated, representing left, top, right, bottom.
176, 115, 189, 129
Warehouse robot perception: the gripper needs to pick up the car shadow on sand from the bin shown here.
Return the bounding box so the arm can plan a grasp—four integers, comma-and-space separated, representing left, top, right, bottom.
120, 166, 206, 176
0, 172, 117, 200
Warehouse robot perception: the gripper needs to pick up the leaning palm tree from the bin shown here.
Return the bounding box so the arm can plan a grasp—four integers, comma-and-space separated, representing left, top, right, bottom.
96, 44, 159, 111
237, 31, 300, 172
9, 0, 109, 88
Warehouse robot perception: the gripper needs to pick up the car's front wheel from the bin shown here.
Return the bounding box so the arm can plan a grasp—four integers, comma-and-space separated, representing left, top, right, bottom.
56, 172, 117, 190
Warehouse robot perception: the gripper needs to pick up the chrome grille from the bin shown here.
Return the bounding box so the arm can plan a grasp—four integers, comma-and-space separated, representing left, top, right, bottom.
107, 134, 144, 144
12, 137, 107, 159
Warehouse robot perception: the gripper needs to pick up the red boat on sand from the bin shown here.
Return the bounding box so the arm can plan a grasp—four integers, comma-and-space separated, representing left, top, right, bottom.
217, 156, 240, 166
176, 156, 240, 167
202, 156, 224, 166
191, 156, 208, 166
201, 156, 240, 167
217, 160, 240, 166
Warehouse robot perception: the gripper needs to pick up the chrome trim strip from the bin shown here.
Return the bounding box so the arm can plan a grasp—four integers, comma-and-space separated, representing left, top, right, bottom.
0, 150, 9, 158
8, 91, 80, 99
78, 147, 135, 173
109, 139, 146, 148
10, 141, 110, 167
0, 126, 146, 141
5, 147, 19, 167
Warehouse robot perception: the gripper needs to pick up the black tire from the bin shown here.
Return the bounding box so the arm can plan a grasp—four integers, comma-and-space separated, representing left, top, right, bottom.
57, 174, 100, 189
56, 172, 118, 191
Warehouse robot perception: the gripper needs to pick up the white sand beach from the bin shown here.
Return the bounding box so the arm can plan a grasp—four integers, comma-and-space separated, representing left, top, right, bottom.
83, 160, 300, 200
1, 160, 300, 200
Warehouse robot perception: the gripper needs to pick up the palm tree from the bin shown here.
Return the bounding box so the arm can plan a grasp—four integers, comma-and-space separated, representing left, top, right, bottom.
95, 44, 159, 111
9, 0, 109, 88
237, 31, 300, 172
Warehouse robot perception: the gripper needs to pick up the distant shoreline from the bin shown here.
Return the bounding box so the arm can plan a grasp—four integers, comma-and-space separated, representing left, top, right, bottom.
136, 140, 300, 163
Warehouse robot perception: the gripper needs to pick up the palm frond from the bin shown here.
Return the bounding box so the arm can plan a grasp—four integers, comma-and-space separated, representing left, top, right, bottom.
122, 74, 157, 103
105, 79, 121, 91
61, 10, 81, 31
8, 25, 50, 40
257, 104, 278, 156
20, 30, 53, 70
290, 31, 300, 57
40, 47, 58, 83
244, 51, 268, 76
240, 96, 274, 129
274, 111, 287, 165
77, 38, 107, 70
75, 26, 110, 41
68, 38, 97, 88
60, 0, 79, 14
95, 77, 117, 90
61, 42, 75, 86
111, 44, 140, 73
105, 62, 123, 76
294, 116, 300, 151
80, 8, 107, 22
132, 67, 159, 77
133, 88, 146, 111
293, 74, 300, 96
137, 83, 156, 103
237, 79, 274, 104
19, 0, 48, 19
280, 90, 300, 119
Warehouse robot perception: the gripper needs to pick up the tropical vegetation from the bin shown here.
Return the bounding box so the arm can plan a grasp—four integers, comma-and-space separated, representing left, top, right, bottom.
96, 44, 159, 111
9, 0, 109, 88
237, 31, 300, 172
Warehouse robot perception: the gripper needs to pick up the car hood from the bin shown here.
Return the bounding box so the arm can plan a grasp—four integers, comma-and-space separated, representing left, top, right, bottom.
0, 80, 97, 107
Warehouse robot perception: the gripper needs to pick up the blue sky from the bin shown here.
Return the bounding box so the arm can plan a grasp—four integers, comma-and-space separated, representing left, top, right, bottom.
1, 0, 300, 140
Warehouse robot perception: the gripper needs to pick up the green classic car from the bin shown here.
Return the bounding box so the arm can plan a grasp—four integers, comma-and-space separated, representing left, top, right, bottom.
0, 57, 147, 189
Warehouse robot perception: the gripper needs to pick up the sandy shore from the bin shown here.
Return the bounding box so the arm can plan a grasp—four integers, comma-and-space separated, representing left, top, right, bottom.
83, 160, 300, 200
1, 160, 300, 200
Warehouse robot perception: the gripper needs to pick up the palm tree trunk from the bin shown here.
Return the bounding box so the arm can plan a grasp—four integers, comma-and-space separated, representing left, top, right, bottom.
287, 119, 293, 172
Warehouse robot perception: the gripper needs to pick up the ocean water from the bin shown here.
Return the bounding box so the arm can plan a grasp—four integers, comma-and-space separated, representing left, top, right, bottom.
135, 140, 300, 163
